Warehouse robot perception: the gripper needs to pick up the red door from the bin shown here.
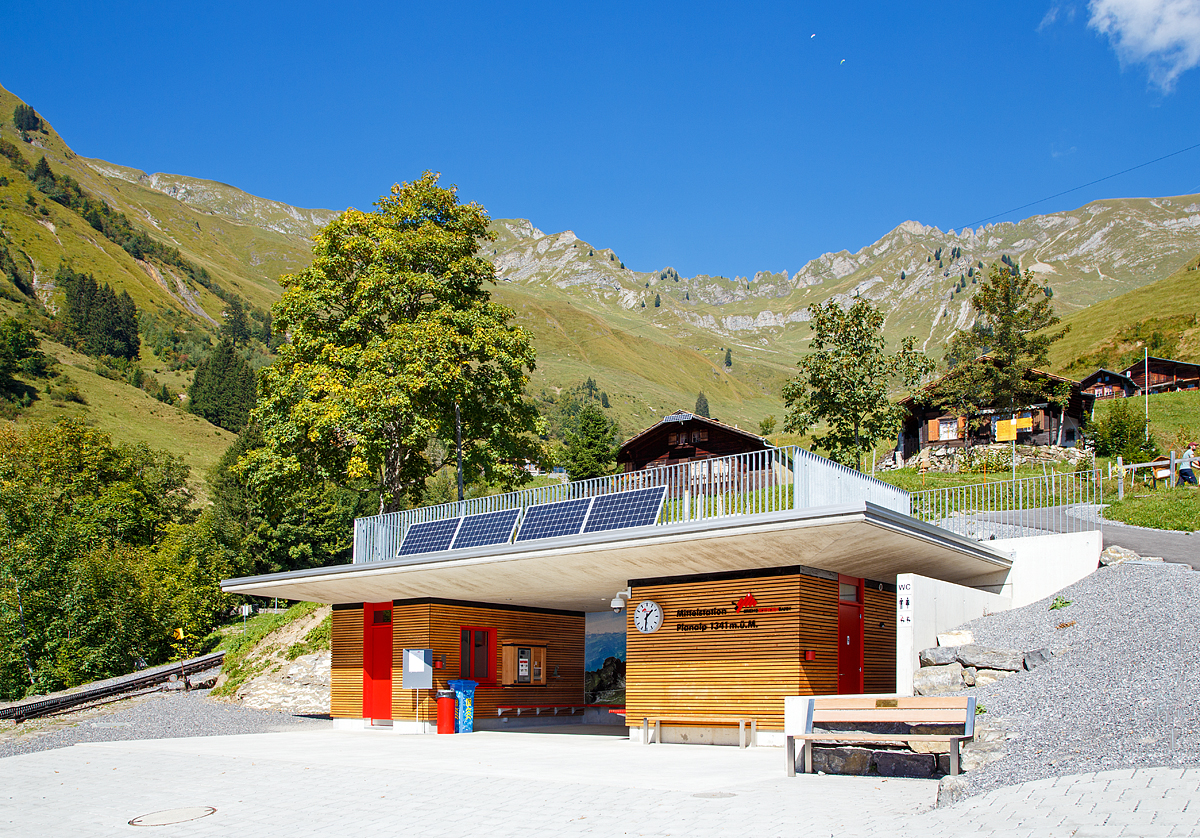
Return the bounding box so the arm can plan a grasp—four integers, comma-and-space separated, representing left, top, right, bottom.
363, 602, 393, 721
837, 576, 864, 695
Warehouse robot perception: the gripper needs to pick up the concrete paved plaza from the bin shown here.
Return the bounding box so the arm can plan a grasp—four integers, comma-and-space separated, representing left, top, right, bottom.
2, 726, 1197, 837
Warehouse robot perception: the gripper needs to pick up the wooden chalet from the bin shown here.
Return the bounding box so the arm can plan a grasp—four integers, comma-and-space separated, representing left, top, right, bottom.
616, 410, 772, 472
897, 366, 1094, 461
1117, 356, 1200, 395
1079, 369, 1138, 400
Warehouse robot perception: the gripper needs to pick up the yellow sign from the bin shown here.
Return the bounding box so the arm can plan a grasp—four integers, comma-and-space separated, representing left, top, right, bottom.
996, 418, 1016, 442
173, 627, 185, 640
1016, 412, 1033, 431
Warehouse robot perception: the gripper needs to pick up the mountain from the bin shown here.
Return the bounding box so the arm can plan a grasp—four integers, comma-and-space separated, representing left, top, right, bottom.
5, 79, 1200, 456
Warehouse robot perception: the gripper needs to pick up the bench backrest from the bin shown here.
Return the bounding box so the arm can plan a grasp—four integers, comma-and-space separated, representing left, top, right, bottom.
784, 695, 975, 736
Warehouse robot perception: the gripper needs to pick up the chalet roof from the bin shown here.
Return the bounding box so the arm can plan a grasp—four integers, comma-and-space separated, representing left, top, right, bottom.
898, 361, 1085, 409
1079, 368, 1137, 389
1117, 356, 1200, 377
616, 410, 770, 461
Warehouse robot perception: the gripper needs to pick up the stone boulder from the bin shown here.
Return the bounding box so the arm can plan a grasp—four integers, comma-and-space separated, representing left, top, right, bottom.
1023, 648, 1050, 670
1101, 545, 1163, 566
919, 646, 959, 667
963, 666, 977, 687
937, 630, 974, 647
811, 746, 872, 775
973, 668, 1014, 688
913, 662, 963, 695
956, 644, 1023, 672
874, 751, 936, 778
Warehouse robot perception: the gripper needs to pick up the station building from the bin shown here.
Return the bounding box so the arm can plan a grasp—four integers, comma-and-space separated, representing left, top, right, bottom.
222, 412, 1100, 744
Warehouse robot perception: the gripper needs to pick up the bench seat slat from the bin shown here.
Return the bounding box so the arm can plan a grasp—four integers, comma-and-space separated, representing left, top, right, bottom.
794, 733, 971, 742
812, 709, 969, 724
810, 697, 970, 710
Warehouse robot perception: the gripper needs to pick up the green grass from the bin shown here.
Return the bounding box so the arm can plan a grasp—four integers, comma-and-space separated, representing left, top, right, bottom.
876, 464, 1086, 492
209, 602, 320, 697
1102, 487, 1200, 531
284, 614, 331, 660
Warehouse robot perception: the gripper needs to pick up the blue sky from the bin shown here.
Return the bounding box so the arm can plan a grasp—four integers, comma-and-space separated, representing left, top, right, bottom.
3, 1, 1200, 279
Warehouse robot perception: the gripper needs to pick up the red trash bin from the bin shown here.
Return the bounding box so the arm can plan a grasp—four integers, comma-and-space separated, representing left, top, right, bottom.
436, 690, 456, 734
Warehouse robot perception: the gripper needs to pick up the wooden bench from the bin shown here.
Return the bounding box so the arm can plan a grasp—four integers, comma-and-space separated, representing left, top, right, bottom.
784, 695, 975, 777
640, 716, 757, 748
495, 704, 585, 718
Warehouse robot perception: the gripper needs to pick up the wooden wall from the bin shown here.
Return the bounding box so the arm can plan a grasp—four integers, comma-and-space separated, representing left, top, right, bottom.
626, 570, 894, 730
330, 604, 364, 718
329, 599, 584, 722
863, 585, 897, 694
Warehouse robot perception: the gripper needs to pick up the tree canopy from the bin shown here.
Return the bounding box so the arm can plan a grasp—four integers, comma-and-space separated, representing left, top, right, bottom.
783, 298, 933, 470
242, 172, 546, 512
933, 263, 1069, 425
188, 340, 256, 432
563, 404, 618, 480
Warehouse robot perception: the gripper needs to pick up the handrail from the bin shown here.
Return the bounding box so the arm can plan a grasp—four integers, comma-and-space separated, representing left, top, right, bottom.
352, 445, 911, 563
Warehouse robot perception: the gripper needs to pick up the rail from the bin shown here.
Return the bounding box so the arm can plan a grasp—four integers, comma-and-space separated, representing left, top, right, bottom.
0, 651, 224, 722
909, 471, 1101, 541
353, 445, 910, 563
1111, 452, 1197, 498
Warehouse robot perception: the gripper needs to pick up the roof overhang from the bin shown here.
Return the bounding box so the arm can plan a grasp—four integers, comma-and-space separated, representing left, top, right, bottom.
221, 503, 1012, 612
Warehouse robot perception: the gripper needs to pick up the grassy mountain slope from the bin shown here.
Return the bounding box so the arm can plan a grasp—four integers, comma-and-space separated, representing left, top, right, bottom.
1049, 252, 1200, 376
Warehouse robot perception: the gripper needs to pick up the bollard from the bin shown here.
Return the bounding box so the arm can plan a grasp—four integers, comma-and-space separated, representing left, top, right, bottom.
1117, 456, 1124, 500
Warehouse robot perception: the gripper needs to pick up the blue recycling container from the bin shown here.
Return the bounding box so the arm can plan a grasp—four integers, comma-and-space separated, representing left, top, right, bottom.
447, 679, 478, 733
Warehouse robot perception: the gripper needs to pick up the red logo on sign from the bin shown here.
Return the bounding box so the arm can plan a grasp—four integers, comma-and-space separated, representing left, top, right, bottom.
733, 593, 758, 612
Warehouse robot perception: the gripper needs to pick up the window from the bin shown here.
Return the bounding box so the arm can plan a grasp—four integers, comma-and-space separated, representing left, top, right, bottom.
372, 609, 392, 624
460, 627, 495, 684
938, 418, 958, 440
692, 430, 708, 443
839, 583, 860, 602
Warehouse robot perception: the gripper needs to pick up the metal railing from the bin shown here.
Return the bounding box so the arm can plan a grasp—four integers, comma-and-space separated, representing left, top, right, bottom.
353, 445, 911, 563
909, 471, 1101, 541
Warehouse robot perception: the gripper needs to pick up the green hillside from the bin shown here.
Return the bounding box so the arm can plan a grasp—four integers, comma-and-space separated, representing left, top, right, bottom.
1049, 252, 1200, 377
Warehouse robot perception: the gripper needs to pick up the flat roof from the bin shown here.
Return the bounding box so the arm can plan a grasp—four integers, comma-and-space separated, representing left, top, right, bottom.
222, 503, 1012, 612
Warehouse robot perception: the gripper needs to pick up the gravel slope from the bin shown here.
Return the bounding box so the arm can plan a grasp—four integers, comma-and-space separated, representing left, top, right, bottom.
947, 561, 1200, 798
0, 688, 328, 760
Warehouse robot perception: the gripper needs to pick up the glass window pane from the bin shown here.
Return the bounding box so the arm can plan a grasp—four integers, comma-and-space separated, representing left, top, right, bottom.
839, 583, 859, 602
460, 629, 470, 678
473, 631, 489, 679
373, 610, 391, 624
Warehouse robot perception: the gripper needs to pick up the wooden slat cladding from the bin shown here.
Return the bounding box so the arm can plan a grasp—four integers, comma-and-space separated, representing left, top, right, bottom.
391, 602, 433, 722
330, 606, 364, 718
863, 586, 897, 694
627, 572, 891, 730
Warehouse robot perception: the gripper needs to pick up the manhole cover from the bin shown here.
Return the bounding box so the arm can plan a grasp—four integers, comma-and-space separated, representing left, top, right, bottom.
692, 792, 736, 799
129, 807, 216, 826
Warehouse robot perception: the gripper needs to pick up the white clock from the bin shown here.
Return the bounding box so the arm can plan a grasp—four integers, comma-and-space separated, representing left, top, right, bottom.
633, 600, 663, 634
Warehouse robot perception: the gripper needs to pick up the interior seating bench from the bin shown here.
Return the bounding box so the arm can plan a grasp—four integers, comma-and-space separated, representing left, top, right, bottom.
640, 715, 757, 748
784, 695, 976, 776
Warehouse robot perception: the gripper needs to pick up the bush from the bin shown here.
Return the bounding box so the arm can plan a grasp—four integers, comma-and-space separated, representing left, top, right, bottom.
1089, 399, 1158, 463
961, 446, 1011, 473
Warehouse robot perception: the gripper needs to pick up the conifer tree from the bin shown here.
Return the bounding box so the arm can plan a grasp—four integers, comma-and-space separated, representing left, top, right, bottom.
563, 404, 617, 480
188, 340, 256, 432
694, 391, 710, 418
724, 348, 732, 368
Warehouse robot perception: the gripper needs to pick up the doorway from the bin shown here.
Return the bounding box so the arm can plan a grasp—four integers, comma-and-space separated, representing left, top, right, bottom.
363, 602, 393, 722
837, 575, 864, 695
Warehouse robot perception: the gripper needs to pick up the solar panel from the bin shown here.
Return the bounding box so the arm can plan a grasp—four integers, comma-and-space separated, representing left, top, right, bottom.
583, 486, 667, 533
515, 497, 593, 542
398, 518, 462, 556
451, 508, 522, 550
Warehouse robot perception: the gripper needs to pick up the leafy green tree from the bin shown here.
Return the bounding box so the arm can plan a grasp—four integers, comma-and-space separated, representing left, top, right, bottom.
933, 263, 1069, 430
188, 340, 256, 432
0, 319, 39, 394
563, 404, 617, 480
1088, 399, 1158, 462
694, 391, 710, 418
758, 415, 777, 436
243, 172, 546, 513
783, 299, 933, 470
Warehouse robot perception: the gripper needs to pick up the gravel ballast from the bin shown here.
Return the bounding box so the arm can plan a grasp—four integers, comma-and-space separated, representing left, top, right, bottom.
942, 561, 1200, 800
0, 688, 328, 760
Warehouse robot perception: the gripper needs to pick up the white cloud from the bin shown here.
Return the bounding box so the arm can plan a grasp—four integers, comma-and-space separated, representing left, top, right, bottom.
1088, 0, 1200, 90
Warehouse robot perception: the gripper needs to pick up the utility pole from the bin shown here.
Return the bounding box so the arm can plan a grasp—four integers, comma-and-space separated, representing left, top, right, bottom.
1144, 348, 1150, 442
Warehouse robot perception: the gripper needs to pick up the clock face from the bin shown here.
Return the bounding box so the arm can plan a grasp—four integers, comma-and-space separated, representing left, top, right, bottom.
633, 600, 663, 634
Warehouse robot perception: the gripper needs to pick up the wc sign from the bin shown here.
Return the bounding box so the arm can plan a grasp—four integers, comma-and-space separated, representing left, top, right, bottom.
897, 581, 913, 625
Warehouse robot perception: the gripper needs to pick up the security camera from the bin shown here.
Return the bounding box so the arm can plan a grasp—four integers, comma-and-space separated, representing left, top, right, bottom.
610, 597, 626, 613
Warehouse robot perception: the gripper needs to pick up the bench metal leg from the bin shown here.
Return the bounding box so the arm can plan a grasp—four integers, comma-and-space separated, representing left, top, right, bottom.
642, 717, 649, 745
655, 720, 661, 744
751, 720, 757, 747
950, 740, 961, 776
802, 740, 813, 774
738, 720, 746, 749
786, 736, 796, 777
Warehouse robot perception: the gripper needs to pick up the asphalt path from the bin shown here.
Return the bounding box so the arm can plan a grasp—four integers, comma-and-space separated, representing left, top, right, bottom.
1102, 519, 1200, 568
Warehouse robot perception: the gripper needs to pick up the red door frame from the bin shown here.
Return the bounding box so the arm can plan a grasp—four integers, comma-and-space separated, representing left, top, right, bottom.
363, 602, 393, 721
837, 575, 864, 695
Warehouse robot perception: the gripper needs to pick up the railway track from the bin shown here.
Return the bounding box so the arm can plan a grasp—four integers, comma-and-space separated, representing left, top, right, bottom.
0, 652, 224, 723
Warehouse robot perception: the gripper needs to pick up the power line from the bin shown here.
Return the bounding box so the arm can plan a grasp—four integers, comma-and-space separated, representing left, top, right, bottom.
959, 139, 1200, 230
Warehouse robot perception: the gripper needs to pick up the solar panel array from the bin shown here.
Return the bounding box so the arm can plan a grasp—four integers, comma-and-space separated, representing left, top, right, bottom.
514, 497, 593, 542
397, 518, 461, 556
582, 486, 667, 533
396, 487, 670, 556
451, 508, 522, 550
